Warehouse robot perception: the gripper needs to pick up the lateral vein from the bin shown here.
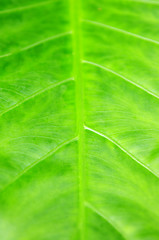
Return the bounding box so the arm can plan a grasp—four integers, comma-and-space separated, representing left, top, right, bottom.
83, 60, 159, 100
84, 125, 159, 179
0, 0, 56, 15
0, 78, 74, 117
0, 31, 71, 59
128, 0, 159, 5
83, 19, 159, 45
0, 136, 78, 194
85, 202, 127, 240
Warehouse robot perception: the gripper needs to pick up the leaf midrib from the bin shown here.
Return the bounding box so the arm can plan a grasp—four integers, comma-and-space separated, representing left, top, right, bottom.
70, 0, 85, 239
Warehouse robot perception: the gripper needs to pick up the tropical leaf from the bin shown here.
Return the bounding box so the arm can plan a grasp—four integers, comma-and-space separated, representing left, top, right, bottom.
0, 0, 159, 239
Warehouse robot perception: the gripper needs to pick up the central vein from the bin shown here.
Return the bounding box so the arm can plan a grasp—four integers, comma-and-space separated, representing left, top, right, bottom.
70, 0, 85, 239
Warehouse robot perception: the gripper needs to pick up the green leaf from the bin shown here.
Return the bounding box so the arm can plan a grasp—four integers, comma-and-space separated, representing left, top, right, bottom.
0, 0, 159, 239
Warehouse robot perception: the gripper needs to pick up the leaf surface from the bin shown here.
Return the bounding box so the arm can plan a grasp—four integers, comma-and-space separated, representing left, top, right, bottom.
0, 0, 159, 239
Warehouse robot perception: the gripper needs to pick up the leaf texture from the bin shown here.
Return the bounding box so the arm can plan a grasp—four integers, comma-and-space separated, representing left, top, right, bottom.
0, 0, 159, 239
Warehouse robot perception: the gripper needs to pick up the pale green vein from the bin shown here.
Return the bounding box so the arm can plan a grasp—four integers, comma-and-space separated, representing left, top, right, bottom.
0, 0, 56, 15
0, 136, 78, 194
0, 31, 71, 59
0, 87, 23, 97
84, 125, 159, 178
83, 19, 159, 45
83, 60, 159, 100
85, 202, 127, 240
0, 136, 57, 147
70, 0, 85, 239
128, 0, 159, 4
0, 78, 74, 117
